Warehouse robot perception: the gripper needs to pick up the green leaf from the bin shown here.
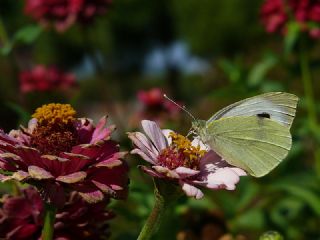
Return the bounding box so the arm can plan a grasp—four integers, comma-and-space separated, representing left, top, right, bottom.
13, 25, 42, 44
0, 25, 42, 55
230, 208, 265, 231
218, 58, 242, 83
270, 184, 320, 216
247, 53, 278, 87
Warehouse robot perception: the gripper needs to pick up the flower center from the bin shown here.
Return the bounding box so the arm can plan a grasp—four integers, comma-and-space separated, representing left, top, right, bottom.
157, 132, 206, 170
30, 103, 78, 155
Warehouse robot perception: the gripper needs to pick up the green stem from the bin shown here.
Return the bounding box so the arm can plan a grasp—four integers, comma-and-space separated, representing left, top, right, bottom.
137, 187, 166, 240
299, 38, 317, 126
299, 37, 320, 175
41, 203, 57, 240
0, 18, 8, 46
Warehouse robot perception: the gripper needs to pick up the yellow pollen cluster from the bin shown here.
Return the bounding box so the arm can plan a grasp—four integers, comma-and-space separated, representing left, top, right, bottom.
32, 103, 76, 126
169, 132, 207, 161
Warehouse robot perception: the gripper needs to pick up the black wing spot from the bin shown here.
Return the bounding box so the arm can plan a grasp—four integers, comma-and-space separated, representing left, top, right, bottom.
257, 112, 270, 119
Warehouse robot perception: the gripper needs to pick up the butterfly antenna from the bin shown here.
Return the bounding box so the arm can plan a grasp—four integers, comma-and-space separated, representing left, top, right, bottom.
163, 94, 196, 120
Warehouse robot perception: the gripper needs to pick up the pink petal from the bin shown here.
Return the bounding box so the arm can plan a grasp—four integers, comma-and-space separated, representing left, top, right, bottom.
28, 166, 54, 180
139, 166, 165, 178
230, 167, 247, 176
128, 132, 158, 163
191, 137, 209, 151
56, 171, 87, 183
162, 129, 174, 145
175, 167, 200, 178
91, 116, 115, 143
153, 166, 179, 178
206, 168, 242, 190
180, 182, 204, 199
141, 120, 168, 152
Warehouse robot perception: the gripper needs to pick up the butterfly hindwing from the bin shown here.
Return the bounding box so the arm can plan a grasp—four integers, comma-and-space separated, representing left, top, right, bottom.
207, 92, 298, 128
204, 116, 292, 177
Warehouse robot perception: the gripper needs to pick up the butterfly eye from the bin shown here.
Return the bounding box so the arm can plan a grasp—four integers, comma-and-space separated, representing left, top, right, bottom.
257, 112, 271, 119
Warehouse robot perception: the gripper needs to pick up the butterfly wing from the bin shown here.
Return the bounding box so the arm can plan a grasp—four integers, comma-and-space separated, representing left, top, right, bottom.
208, 92, 298, 128
205, 116, 292, 177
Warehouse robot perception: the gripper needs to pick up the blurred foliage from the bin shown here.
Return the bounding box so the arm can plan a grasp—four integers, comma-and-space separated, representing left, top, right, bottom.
0, 0, 320, 239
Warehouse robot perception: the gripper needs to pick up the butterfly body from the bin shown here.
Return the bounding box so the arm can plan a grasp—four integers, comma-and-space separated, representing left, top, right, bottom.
192, 92, 298, 177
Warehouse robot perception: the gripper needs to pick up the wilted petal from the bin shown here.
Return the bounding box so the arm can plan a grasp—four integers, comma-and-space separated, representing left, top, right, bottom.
12, 171, 29, 181
77, 186, 104, 204
180, 182, 204, 199
95, 159, 123, 168
28, 166, 54, 180
56, 171, 87, 183
141, 120, 168, 151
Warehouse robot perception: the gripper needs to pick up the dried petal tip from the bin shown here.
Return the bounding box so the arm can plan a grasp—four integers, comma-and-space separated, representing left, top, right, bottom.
32, 103, 76, 126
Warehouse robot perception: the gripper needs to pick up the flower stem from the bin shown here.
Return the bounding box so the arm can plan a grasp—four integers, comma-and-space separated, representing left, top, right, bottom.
137, 179, 181, 240
299, 38, 317, 126
137, 186, 166, 240
299, 37, 320, 175
41, 203, 57, 240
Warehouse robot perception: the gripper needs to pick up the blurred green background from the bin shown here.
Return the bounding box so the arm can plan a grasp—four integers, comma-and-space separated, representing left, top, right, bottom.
1, 0, 320, 239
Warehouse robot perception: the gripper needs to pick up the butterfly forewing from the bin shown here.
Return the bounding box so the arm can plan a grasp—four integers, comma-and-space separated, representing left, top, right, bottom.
205, 116, 292, 177
208, 92, 298, 128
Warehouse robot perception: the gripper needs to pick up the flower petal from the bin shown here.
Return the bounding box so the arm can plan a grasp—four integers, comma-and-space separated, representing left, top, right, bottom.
192, 137, 210, 151
91, 116, 115, 143
206, 168, 242, 190
128, 132, 158, 163
56, 171, 87, 183
28, 166, 54, 180
141, 120, 168, 152
180, 182, 204, 199
153, 166, 179, 178
12, 171, 29, 181
162, 129, 173, 145
139, 165, 165, 178
175, 167, 200, 178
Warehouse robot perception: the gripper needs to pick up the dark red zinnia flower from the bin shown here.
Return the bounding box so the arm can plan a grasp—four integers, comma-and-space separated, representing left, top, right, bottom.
260, 0, 320, 39
0, 103, 128, 207
0, 187, 114, 240
19, 65, 76, 93
24, 0, 112, 32
0, 188, 43, 240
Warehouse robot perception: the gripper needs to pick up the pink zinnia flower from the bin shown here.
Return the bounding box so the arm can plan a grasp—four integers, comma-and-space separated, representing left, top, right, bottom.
128, 120, 246, 199
0, 103, 128, 207
19, 65, 76, 94
24, 0, 112, 32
